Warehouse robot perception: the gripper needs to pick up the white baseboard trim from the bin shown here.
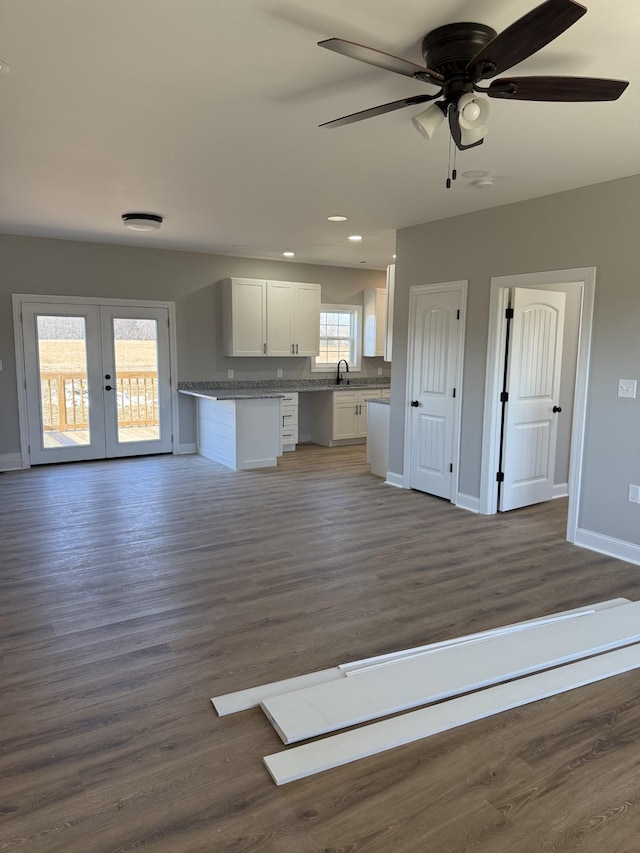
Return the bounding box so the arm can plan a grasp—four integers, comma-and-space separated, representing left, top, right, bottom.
178, 443, 197, 455
454, 493, 480, 513
575, 528, 640, 567
385, 471, 405, 488
0, 453, 25, 471
553, 483, 569, 499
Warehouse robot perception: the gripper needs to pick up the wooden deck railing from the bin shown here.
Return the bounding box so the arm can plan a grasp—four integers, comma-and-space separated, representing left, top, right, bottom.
40, 371, 159, 431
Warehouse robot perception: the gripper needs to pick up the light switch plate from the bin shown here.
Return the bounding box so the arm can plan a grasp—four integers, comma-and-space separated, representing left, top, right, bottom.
618, 379, 637, 399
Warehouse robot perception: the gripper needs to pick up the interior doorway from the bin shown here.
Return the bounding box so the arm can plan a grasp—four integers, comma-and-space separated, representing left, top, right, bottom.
13, 295, 177, 466
404, 281, 467, 503
479, 267, 596, 544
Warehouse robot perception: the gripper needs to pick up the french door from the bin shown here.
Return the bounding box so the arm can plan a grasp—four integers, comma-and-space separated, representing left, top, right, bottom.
21, 301, 173, 464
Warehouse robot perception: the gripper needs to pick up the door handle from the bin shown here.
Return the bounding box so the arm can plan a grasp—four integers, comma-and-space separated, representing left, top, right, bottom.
105, 385, 113, 391
553, 405, 562, 413
410, 400, 419, 407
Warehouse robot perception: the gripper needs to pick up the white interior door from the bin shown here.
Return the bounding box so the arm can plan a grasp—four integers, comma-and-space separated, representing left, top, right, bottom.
499, 288, 566, 511
21, 301, 173, 464
407, 288, 462, 500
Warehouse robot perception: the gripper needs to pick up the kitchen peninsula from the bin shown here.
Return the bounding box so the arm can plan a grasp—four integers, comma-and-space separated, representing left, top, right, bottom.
179, 379, 390, 471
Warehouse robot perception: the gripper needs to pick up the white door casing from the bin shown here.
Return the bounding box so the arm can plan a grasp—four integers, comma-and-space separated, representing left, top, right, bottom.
479, 267, 595, 545
404, 283, 466, 502
14, 295, 177, 466
499, 288, 566, 511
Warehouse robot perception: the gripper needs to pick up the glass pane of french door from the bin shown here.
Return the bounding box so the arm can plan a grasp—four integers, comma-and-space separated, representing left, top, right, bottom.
37, 314, 92, 447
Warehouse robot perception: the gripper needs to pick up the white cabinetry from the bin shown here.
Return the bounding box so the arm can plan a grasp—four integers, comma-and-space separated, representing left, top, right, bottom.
280, 392, 298, 451
363, 288, 387, 358
385, 264, 395, 363
310, 389, 382, 446
221, 278, 320, 357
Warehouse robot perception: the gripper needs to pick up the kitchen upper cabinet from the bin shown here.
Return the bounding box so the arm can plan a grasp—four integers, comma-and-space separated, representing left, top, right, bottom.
221, 278, 320, 357
363, 288, 387, 358
222, 278, 267, 357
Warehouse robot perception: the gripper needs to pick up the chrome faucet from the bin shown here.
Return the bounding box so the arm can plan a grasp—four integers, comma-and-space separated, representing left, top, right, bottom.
336, 359, 349, 385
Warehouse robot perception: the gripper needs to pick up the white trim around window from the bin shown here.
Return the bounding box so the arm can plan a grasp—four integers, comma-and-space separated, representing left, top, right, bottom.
311, 304, 363, 373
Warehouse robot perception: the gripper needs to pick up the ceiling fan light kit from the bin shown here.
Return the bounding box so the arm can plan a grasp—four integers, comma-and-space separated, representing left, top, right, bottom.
318, 0, 629, 160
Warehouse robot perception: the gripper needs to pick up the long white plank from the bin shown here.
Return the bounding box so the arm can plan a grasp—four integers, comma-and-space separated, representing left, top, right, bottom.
211, 598, 628, 715
261, 601, 640, 744
341, 598, 630, 676
211, 668, 342, 717
264, 642, 640, 785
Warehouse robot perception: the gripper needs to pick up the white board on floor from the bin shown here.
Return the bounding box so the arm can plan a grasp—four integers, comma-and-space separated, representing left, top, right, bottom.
263, 642, 640, 785
341, 598, 630, 676
261, 601, 640, 744
211, 598, 628, 715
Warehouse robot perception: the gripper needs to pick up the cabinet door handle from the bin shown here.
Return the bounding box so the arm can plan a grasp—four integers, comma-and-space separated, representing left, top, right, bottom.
263, 343, 267, 354
296, 343, 299, 354
291, 344, 295, 354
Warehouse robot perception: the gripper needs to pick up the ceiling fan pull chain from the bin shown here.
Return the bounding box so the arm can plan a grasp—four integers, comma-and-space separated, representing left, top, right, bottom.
446, 106, 453, 189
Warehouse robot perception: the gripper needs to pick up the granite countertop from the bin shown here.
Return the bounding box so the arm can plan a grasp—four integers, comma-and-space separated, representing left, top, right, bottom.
178, 378, 390, 401
366, 397, 390, 405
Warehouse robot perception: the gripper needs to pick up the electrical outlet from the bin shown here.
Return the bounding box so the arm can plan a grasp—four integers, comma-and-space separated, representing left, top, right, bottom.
618, 379, 637, 399
277, 368, 283, 378
227, 369, 234, 379
629, 484, 640, 504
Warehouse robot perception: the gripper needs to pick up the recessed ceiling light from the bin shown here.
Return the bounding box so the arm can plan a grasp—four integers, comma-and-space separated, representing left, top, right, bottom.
0, 59, 10, 74
122, 212, 163, 231
461, 170, 489, 179
392, 254, 397, 259
232, 244, 247, 250
348, 235, 363, 242
327, 215, 348, 222
282, 250, 295, 258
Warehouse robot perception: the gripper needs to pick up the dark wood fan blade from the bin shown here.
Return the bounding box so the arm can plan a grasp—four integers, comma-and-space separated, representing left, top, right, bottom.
487, 76, 629, 101
319, 38, 443, 83
448, 103, 484, 151
320, 94, 441, 128
468, 0, 587, 79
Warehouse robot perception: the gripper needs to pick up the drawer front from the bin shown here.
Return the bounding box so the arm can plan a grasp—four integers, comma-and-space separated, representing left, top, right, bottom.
380, 388, 391, 400
359, 389, 381, 402
281, 405, 298, 428
281, 426, 298, 445
281, 392, 298, 405
333, 391, 358, 406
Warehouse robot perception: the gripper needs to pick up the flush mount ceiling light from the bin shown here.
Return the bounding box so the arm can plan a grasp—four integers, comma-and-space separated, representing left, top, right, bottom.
122, 213, 163, 231
348, 235, 363, 242
327, 214, 348, 222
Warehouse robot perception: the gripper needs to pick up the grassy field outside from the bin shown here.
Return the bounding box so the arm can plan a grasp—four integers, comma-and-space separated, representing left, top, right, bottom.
38, 340, 158, 373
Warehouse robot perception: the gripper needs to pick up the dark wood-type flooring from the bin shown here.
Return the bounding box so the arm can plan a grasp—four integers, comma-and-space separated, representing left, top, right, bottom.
2, 445, 640, 852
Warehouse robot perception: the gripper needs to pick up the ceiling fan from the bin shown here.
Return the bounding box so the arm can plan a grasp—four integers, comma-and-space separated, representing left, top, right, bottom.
318, 0, 629, 151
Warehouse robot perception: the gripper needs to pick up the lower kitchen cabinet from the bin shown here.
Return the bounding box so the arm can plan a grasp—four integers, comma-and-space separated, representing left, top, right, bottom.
280, 392, 298, 452
310, 389, 382, 446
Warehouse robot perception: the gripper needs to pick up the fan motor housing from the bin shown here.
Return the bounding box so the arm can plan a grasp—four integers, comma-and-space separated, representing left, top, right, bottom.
421, 22, 496, 84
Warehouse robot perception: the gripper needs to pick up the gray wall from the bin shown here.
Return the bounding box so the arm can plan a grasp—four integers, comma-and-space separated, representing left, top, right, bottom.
390, 174, 640, 547
0, 236, 386, 452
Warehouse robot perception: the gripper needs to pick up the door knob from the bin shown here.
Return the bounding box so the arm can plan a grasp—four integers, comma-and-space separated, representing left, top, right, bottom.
105, 385, 113, 391
553, 405, 562, 413
410, 400, 419, 407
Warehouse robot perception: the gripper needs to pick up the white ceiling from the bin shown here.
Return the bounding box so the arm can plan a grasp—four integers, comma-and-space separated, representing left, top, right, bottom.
1, 0, 638, 269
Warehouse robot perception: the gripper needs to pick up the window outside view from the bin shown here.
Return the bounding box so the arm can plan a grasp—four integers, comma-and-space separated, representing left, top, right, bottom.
317, 310, 354, 367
